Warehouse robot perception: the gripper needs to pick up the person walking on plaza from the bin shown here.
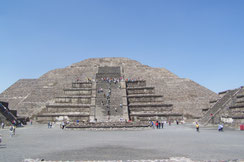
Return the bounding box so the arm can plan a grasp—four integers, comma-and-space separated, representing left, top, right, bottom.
0, 134, 2, 145
169, 120, 171, 126
218, 124, 224, 132
150, 121, 154, 128
62, 121, 65, 129
13, 125, 16, 135
156, 121, 159, 129
9, 126, 14, 137
161, 120, 164, 129
176, 120, 179, 125
158, 121, 161, 129
1, 122, 4, 129
196, 122, 199, 132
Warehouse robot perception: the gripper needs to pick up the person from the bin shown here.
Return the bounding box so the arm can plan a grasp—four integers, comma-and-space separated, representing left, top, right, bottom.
1, 122, 4, 129
12, 120, 16, 126
161, 120, 164, 129
9, 126, 14, 137
218, 124, 223, 131
0, 134, 2, 144
196, 122, 199, 132
62, 121, 65, 129
30, 120, 32, 125
13, 125, 16, 135
176, 120, 179, 125
156, 121, 159, 129
150, 121, 153, 128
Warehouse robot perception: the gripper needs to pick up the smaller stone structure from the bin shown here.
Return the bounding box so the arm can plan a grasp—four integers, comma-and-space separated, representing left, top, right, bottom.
200, 86, 244, 128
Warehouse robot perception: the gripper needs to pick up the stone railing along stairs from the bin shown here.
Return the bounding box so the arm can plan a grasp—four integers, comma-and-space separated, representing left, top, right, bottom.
200, 88, 241, 125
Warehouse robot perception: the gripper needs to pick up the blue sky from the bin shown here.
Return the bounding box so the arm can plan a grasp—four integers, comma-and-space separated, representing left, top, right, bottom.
0, 0, 244, 93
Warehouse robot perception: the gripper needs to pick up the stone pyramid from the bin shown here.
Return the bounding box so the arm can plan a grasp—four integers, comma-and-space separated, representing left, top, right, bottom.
0, 57, 218, 121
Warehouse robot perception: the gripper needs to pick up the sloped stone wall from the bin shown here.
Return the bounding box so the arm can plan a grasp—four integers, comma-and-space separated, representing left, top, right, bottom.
0, 58, 218, 118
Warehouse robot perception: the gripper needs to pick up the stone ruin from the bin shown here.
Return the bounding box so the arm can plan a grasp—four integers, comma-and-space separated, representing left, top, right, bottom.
200, 86, 244, 128
0, 58, 218, 125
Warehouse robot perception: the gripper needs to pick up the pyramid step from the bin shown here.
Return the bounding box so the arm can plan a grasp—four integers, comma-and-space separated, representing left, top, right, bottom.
127, 87, 155, 95
40, 112, 89, 116
64, 88, 92, 95
55, 96, 91, 104
129, 103, 172, 107
72, 82, 92, 88
46, 103, 90, 108
126, 80, 146, 88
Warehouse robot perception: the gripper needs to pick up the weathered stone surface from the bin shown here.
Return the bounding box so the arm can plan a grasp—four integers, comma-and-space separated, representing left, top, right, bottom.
0, 58, 217, 118
202, 86, 244, 127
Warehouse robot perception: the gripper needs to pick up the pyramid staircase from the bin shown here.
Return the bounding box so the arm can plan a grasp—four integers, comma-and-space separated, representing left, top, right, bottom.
0, 101, 21, 125
95, 66, 129, 122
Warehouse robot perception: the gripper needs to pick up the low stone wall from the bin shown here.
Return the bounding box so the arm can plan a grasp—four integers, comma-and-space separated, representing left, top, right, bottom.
47, 107, 90, 113
126, 80, 146, 88
55, 96, 91, 104
36, 114, 89, 123
128, 95, 163, 103
66, 121, 150, 129
127, 87, 154, 95
72, 82, 92, 88
64, 88, 92, 95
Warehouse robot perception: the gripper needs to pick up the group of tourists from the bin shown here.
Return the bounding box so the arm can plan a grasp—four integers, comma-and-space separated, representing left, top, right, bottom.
101, 77, 122, 84
47, 121, 69, 129
150, 120, 181, 129
151, 120, 166, 129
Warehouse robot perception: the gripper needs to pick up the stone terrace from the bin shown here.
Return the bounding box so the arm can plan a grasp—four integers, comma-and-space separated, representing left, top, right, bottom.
126, 80, 182, 121
36, 82, 93, 123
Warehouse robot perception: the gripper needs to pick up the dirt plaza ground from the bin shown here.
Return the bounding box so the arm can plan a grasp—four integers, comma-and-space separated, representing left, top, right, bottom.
0, 123, 244, 162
